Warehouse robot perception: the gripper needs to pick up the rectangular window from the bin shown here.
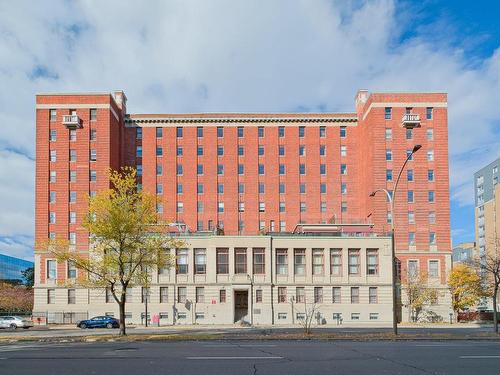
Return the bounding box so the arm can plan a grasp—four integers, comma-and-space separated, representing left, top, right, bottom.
279, 145, 285, 156
156, 203, 163, 214
319, 183, 327, 194
407, 191, 414, 203
47, 260, 57, 279
216, 248, 229, 274
429, 232, 436, 245
90, 108, 97, 121
296, 287, 305, 303
406, 128, 413, 140
69, 149, 77, 162
280, 221, 286, 232
253, 248, 265, 275
320, 126, 326, 138
49, 109, 57, 121
238, 183, 245, 194
300, 183, 306, 194
69, 232, 76, 245
320, 145, 326, 156
177, 287, 186, 303
385, 128, 392, 140
427, 150, 434, 161
49, 212, 56, 224
239, 202, 245, 212
279, 183, 285, 195
341, 164, 347, 175
136, 127, 143, 139
235, 248, 247, 274
176, 127, 183, 137
300, 202, 306, 212
50, 171, 56, 183
276, 249, 288, 275
294, 249, 306, 275
426, 107, 433, 120
348, 249, 360, 275
427, 128, 434, 140
194, 248, 206, 274
408, 211, 415, 224
49, 129, 57, 142
369, 287, 378, 304
176, 249, 188, 274
278, 164, 285, 175
67, 289, 76, 304
340, 126, 346, 138
320, 202, 327, 212
196, 164, 203, 175
217, 145, 224, 156
217, 183, 224, 194
407, 169, 414, 182
386, 169, 393, 181
236, 126, 244, 138
177, 164, 183, 175
409, 232, 416, 245
332, 287, 341, 304
408, 260, 418, 276
197, 183, 204, 194
312, 249, 324, 275
156, 146, 163, 156
278, 287, 287, 303
351, 287, 359, 303
330, 249, 342, 276
428, 191, 435, 203
197, 146, 204, 156
299, 164, 306, 175
341, 201, 347, 212
238, 164, 244, 175
156, 165, 162, 176
314, 287, 323, 303
177, 146, 183, 156
278, 126, 285, 137
367, 249, 378, 275
196, 287, 205, 303
429, 260, 439, 277
385, 107, 392, 120
69, 211, 76, 224
217, 126, 223, 137
386, 149, 392, 161
341, 183, 347, 194
160, 287, 168, 303
299, 126, 305, 137
219, 289, 226, 303
49, 191, 56, 204
320, 164, 326, 175
156, 127, 163, 138
340, 145, 347, 157
299, 145, 305, 156
197, 127, 203, 137
136, 146, 142, 158
67, 261, 77, 279
258, 126, 264, 137
259, 183, 265, 194
47, 289, 55, 304
429, 211, 436, 224
218, 202, 224, 213
258, 164, 264, 175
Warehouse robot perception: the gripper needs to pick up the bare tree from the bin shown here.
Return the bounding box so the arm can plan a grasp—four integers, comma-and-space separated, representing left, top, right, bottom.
297, 298, 319, 334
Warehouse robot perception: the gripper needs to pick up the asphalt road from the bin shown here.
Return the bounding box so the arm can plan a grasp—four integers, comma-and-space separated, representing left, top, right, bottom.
1, 339, 500, 374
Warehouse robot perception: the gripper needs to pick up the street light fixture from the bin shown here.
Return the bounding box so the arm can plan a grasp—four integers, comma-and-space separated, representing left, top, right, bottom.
370, 144, 421, 335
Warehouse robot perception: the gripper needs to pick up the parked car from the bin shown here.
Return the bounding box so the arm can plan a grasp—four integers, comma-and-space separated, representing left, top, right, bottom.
0, 316, 34, 329
77, 316, 119, 329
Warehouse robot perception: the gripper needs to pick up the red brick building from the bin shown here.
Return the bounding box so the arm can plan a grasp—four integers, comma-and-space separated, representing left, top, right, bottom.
34, 90, 451, 322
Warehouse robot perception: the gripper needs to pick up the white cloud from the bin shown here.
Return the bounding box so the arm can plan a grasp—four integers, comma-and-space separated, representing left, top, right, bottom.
0, 0, 499, 259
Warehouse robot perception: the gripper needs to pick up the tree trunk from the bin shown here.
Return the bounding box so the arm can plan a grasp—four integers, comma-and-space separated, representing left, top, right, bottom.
119, 300, 126, 336
493, 286, 498, 334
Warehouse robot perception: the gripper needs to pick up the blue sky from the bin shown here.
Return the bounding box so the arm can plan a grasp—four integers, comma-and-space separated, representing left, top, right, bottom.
0, 0, 499, 260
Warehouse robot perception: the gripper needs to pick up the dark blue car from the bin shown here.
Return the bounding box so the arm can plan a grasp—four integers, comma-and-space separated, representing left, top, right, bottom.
77, 316, 119, 329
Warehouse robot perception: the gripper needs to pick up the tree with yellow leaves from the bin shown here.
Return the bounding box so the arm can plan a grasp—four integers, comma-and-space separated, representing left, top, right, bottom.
46, 167, 184, 336
448, 263, 485, 321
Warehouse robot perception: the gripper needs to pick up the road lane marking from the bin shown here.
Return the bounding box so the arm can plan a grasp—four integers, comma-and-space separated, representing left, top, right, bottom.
239, 345, 277, 347
460, 356, 500, 359
187, 356, 283, 360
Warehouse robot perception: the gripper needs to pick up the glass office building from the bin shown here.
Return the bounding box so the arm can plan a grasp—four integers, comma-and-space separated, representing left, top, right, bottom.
0, 253, 33, 282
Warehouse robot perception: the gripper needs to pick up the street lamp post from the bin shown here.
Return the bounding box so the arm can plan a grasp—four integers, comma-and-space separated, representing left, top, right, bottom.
370, 144, 421, 335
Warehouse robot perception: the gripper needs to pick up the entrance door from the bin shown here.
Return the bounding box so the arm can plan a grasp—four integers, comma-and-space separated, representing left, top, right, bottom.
234, 290, 249, 323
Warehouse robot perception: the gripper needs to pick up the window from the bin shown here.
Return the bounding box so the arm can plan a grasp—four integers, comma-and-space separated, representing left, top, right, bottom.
300, 183, 306, 194
369, 287, 378, 304
160, 287, 168, 303
319, 183, 326, 194
296, 287, 305, 303
253, 248, 265, 274
279, 183, 286, 194
49, 212, 56, 224
409, 232, 416, 245
67, 261, 77, 279
351, 287, 359, 303
157, 183, 164, 194
299, 145, 305, 156
69, 232, 76, 245
278, 287, 287, 303
340, 126, 346, 138
427, 128, 434, 140
386, 169, 393, 181
176, 127, 183, 137
314, 287, 323, 303
258, 126, 264, 137
385, 128, 392, 140
49, 109, 57, 121
258, 164, 264, 175
136, 146, 142, 157
429, 260, 439, 277
332, 287, 341, 303
385, 107, 392, 120
237, 126, 244, 137
217, 126, 223, 138
47, 260, 56, 279
427, 150, 434, 161
157, 203, 163, 214
406, 128, 413, 140
194, 249, 206, 274
319, 145, 326, 156
320, 164, 326, 175
294, 249, 306, 275
279, 164, 285, 175
341, 164, 347, 175
156, 165, 162, 176
276, 249, 288, 275
300, 202, 306, 212
385, 149, 392, 161
218, 202, 224, 213
49, 129, 57, 142
428, 191, 435, 203
348, 249, 360, 275
320, 202, 327, 212
428, 170, 434, 182
238, 146, 244, 156
429, 211, 436, 224
312, 249, 324, 275
235, 248, 247, 274
259, 183, 265, 194
90, 108, 97, 121
426, 107, 433, 120
196, 287, 205, 303
217, 145, 224, 156
177, 164, 183, 175
219, 289, 226, 303
70, 130, 77, 142
407, 169, 414, 182
156, 146, 163, 157
177, 287, 187, 303
280, 221, 286, 232
407, 191, 414, 203
216, 248, 229, 274
68, 289, 76, 304
50, 171, 56, 183
299, 126, 305, 138
429, 232, 436, 245
279, 145, 285, 156
69, 211, 76, 224
279, 126, 285, 137
238, 183, 245, 194
196, 164, 203, 175
136, 127, 143, 139
367, 250, 378, 275
370, 313, 379, 320
197, 127, 203, 137
217, 183, 224, 194
340, 145, 347, 157
330, 249, 342, 276
197, 146, 203, 156
238, 164, 244, 175
69, 149, 77, 162
238, 202, 245, 212
406, 107, 412, 114
299, 164, 306, 175
47, 289, 55, 304
156, 127, 163, 138
341, 183, 347, 194
341, 201, 347, 212
408, 211, 415, 224
177, 146, 183, 156
320, 126, 326, 138
176, 249, 188, 274
49, 191, 56, 204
